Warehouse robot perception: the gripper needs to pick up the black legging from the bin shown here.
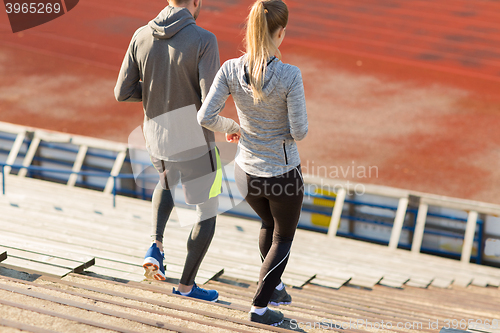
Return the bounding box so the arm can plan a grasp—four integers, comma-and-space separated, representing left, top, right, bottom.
235, 164, 304, 307
151, 186, 216, 286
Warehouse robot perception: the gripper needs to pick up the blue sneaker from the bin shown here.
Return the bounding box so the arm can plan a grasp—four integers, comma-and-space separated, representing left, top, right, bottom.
173, 282, 218, 302
143, 243, 165, 281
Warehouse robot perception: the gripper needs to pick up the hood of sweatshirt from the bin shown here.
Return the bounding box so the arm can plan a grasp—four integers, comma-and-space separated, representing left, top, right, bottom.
238, 55, 280, 98
148, 6, 195, 39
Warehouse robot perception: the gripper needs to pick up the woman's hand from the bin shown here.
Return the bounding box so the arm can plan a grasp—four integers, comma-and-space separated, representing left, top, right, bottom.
226, 131, 241, 144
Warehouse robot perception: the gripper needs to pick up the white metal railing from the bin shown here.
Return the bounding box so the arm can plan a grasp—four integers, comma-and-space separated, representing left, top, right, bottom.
2, 121, 500, 266
0, 122, 128, 195
304, 174, 500, 266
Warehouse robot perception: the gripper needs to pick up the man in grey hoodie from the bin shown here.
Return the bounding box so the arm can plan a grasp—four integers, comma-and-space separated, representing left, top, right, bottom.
114, 0, 220, 302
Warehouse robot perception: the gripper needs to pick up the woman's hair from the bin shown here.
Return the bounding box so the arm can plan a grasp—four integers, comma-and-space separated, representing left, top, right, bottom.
246, 0, 288, 103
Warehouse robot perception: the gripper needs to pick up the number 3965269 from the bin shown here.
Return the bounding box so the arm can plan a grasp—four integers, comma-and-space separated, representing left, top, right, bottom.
5, 3, 62, 14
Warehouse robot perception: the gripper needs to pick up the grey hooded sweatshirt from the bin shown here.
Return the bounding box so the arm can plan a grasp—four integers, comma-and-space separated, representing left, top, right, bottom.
198, 55, 308, 177
114, 6, 220, 161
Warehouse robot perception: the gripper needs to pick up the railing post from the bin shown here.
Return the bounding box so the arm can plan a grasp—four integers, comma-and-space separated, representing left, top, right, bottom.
461, 210, 478, 265
112, 176, 117, 208
411, 202, 428, 255
389, 197, 409, 250
104, 150, 127, 194
328, 187, 346, 238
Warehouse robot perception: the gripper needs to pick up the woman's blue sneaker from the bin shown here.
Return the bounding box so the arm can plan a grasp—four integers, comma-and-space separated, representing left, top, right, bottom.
143, 243, 166, 281
173, 282, 219, 302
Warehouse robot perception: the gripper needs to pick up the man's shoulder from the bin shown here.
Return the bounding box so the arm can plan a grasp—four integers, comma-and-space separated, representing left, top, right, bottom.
191, 25, 217, 43
131, 25, 149, 41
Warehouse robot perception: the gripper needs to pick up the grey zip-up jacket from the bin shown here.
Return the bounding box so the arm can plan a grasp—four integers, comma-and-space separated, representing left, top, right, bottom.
114, 6, 220, 161
198, 55, 308, 177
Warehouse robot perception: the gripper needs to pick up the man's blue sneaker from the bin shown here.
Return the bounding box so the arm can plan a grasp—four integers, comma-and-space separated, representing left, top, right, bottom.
143, 243, 166, 281
173, 283, 218, 302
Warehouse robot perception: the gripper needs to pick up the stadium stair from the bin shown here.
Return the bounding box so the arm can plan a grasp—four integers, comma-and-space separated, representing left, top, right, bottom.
1, 175, 500, 332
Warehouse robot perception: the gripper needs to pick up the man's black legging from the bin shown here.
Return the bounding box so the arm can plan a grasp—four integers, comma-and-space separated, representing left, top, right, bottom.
235, 164, 304, 307
151, 185, 216, 286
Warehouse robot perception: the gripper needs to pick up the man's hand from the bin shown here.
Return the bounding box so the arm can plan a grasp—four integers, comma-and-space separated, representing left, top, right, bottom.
226, 131, 241, 143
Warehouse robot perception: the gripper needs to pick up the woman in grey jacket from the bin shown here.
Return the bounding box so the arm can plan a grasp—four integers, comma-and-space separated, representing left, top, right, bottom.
198, 0, 307, 326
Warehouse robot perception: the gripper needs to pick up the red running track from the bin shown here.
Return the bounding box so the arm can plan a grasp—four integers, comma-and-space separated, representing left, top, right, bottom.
1, 0, 500, 203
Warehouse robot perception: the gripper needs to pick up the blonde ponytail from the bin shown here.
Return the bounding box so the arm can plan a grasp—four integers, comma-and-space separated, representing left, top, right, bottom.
246, 0, 288, 104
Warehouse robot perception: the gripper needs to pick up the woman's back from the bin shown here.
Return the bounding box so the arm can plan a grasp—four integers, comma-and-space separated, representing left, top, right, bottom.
199, 55, 307, 177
